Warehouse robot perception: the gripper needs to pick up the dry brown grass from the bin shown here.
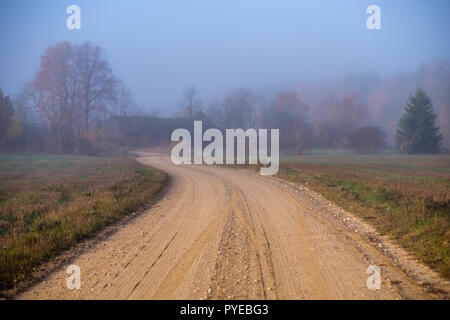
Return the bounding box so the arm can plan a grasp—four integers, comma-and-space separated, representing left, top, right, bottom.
226, 154, 449, 278
0, 154, 167, 291
277, 154, 450, 279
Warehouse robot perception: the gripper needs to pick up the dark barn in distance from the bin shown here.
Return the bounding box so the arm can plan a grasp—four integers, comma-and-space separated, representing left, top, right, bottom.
106, 111, 216, 149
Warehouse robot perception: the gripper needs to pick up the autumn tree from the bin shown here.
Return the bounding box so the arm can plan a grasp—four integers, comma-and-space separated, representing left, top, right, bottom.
29, 41, 118, 153
396, 89, 442, 154
30, 42, 77, 153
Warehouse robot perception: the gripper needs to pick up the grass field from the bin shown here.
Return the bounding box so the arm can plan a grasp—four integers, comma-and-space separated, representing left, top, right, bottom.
277, 154, 450, 279
0, 154, 167, 292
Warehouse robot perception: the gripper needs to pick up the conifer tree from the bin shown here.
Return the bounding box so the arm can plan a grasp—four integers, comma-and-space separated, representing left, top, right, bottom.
397, 89, 442, 154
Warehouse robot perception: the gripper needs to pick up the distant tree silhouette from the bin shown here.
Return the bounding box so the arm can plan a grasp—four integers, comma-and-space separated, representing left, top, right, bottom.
176, 86, 202, 120
0, 89, 20, 150
397, 89, 442, 154
349, 126, 385, 154
76, 41, 118, 135
266, 92, 310, 154
223, 88, 258, 129
312, 94, 366, 149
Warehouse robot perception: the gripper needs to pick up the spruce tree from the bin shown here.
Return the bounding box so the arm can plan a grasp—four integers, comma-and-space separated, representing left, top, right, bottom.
396, 89, 442, 154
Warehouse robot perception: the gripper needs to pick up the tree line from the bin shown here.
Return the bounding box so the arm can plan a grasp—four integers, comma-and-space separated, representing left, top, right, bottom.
0, 41, 137, 154
0, 41, 444, 155
192, 87, 442, 154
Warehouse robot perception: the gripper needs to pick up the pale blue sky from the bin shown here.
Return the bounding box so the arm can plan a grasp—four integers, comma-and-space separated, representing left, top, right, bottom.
1, 0, 449, 113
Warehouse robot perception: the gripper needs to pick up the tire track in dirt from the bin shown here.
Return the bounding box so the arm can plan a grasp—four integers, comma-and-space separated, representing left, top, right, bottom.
206, 186, 278, 300
17, 153, 449, 300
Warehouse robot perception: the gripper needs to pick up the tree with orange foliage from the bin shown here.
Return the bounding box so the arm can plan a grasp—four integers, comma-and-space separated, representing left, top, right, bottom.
30, 42, 118, 153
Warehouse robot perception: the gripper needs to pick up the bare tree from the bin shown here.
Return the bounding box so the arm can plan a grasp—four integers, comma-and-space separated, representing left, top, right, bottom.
223, 88, 258, 129
75, 41, 118, 134
118, 86, 135, 117
176, 86, 202, 119
12, 85, 35, 125
263, 92, 310, 153
206, 100, 225, 129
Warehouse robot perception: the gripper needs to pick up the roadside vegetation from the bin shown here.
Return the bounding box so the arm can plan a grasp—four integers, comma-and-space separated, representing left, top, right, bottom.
277, 154, 450, 279
0, 154, 167, 291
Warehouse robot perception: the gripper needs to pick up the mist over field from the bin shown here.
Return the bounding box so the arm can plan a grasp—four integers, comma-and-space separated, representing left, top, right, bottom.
1, 1, 450, 301
1, 0, 450, 148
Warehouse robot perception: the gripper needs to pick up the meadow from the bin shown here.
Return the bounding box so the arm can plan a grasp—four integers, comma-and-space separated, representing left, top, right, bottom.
0, 154, 167, 292
277, 154, 450, 279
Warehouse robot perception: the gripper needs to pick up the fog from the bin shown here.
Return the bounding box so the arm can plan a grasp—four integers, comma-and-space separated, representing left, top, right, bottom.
1, 1, 449, 109
1, 1, 449, 150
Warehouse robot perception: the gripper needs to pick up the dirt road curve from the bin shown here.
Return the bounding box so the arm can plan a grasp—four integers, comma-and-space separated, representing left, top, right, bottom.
18, 153, 449, 299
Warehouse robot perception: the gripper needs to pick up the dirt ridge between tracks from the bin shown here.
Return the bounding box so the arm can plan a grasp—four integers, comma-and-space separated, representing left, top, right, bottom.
17, 153, 449, 299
